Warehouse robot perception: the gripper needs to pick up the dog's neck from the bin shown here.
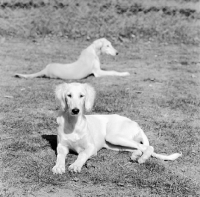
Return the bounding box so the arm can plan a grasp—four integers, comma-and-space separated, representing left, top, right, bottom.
63, 112, 86, 134
95, 48, 101, 56
89, 44, 101, 56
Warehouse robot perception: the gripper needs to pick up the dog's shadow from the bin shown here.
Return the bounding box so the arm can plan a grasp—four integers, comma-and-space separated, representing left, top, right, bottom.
42, 134, 77, 156
42, 134, 57, 154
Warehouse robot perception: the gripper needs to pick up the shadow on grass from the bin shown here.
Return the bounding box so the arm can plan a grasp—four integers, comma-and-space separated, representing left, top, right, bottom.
42, 134, 78, 156
42, 134, 57, 154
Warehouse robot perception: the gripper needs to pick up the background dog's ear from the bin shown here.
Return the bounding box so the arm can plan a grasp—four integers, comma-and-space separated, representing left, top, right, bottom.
55, 83, 69, 111
93, 39, 103, 49
84, 83, 96, 112
93, 39, 103, 55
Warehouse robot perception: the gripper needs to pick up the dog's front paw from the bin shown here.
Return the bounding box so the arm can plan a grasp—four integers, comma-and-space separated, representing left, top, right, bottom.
68, 162, 82, 173
52, 164, 65, 174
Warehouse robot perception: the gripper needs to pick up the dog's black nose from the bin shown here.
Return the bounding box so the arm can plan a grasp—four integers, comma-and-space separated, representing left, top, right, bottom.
72, 108, 79, 115
116, 51, 119, 55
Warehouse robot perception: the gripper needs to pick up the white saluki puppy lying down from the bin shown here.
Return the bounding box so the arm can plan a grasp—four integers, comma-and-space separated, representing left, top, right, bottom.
14, 38, 130, 80
52, 83, 182, 174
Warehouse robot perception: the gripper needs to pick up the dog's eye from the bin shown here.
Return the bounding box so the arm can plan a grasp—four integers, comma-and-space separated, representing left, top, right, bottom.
80, 95, 84, 98
67, 94, 72, 98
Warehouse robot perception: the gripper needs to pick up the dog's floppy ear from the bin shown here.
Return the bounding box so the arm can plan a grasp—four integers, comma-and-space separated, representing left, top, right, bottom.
84, 83, 96, 112
93, 39, 103, 49
93, 39, 104, 55
55, 83, 69, 111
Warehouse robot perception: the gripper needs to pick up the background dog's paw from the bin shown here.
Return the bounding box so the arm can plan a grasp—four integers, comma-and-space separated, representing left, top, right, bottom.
122, 72, 130, 76
68, 162, 82, 173
52, 164, 65, 174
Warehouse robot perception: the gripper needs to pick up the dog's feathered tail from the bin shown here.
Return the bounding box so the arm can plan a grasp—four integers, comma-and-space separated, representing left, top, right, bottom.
152, 152, 182, 160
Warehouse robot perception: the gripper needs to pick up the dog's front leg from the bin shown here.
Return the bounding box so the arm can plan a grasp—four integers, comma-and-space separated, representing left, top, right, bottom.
52, 143, 69, 174
92, 60, 130, 77
69, 145, 96, 173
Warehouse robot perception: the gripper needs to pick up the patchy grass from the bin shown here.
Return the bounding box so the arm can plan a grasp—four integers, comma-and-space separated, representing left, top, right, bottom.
0, 36, 200, 196
0, 0, 199, 44
0, 0, 200, 196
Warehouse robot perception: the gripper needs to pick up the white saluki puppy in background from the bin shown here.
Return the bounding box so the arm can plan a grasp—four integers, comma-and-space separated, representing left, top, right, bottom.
52, 82, 181, 174
14, 38, 130, 80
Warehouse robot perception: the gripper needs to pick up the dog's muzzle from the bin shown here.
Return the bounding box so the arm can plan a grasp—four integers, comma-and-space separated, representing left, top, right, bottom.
71, 108, 80, 115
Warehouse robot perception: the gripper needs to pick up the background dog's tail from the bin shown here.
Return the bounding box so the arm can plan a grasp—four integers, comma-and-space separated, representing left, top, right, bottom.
152, 152, 182, 161
14, 69, 46, 78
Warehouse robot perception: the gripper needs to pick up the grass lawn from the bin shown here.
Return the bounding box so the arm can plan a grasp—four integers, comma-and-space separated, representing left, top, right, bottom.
0, 0, 200, 196
0, 37, 199, 196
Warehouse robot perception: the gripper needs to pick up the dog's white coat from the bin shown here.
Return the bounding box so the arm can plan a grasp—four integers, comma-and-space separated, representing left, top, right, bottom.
52, 83, 182, 174
15, 38, 130, 79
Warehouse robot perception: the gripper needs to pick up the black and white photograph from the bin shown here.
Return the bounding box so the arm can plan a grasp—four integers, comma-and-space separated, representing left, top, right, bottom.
0, 0, 199, 196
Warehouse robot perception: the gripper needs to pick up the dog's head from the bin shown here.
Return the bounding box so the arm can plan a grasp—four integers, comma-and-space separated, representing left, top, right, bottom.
93, 38, 118, 56
55, 83, 96, 116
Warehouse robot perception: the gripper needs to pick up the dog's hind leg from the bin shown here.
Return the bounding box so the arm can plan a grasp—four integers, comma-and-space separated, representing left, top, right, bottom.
131, 150, 143, 161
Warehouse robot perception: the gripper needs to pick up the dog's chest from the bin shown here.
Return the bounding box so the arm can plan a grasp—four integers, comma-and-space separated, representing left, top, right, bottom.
62, 131, 89, 153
